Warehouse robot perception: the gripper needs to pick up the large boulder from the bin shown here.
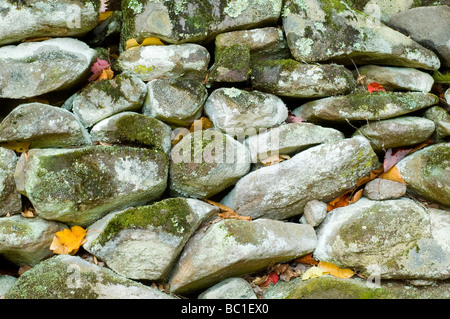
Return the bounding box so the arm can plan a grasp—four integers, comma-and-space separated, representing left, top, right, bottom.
282, 0, 441, 70
0, 38, 97, 99
14, 146, 168, 227
221, 136, 380, 220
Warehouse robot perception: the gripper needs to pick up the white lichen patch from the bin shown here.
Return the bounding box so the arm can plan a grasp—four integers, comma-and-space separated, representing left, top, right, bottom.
295, 38, 314, 56
224, 0, 249, 18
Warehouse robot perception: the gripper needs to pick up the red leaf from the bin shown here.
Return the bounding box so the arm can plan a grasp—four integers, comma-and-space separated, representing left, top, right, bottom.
367, 82, 385, 93
260, 271, 279, 287
383, 148, 410, 172
286, 112, 305, 123
89, 58, 110, 82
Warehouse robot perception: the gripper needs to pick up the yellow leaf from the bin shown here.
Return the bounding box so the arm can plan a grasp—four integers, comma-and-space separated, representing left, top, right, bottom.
379, 165, 406, 184
99, 11, 113, 22
140, 37, 164, 46
318, 261, 355, 279
50, 226, 87, 255
301, 266, 328, 280
1, 141, 30, 153
125, 38, 140, 50
96, 67, 114, 81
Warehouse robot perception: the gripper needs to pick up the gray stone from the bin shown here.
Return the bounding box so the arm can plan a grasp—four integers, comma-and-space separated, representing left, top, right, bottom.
363, 178, 407, 200
83, 198, 219, 281
169, 218, 317, 294
221, 136, 380, 220
352, 116, 435, 151
0, 0, 99, 46
204, 88, 288, 136
314, 198, 450, 279
303, 200, 327, 227
244, 123, 344, 162
251, 59, 356, 98
114, 44, 210, 82
0, 275, 17, 298
293, 92, 439, 124
0, 103, 90, 148
0, 148, 21, 217
354, 65, 435, 92
388, 5, 450, 67
424, 106, 450, 141
0, 215, 67, 266
198, 277, 257, 299
282, 0, 441, 70
6, 255, 178, 299
121, 0, 283, 46
143, 77, 208, 127
170, 129, 251, 199
14, 146, 168, 227
396, 143, 450, 207
72, 72, 148, 127
0, 38, 97, 99
90, 112, 172, 153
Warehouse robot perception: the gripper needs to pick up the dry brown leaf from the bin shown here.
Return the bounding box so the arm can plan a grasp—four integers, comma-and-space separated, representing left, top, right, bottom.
379, 165, 406, 184
356, 167, 384, 187
18, 265, 32, 276
21, 37, 53, 42
295, 253, 319, 265
260, 154, 290, 166
204, 199, 252, 221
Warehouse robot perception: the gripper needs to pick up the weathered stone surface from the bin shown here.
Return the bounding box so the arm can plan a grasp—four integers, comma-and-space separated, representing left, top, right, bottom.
204, 87, 288, 136
90, 112, 172, 153
388, 5, 450, 67
363, 178, 407, 200
143, 77, 208, 127
396, 143, 450, 207
352, 116, 435, 151
0, 38, 97, 99
282, 0, 441, 70
0, 0, 99, 46
0, 103, 90, 148
424, 106, 450, 141
14, 146, 168, 227
251, 59, 355, 98
244, 123, 344, 162
6, 255, 177, 299
0, 215, 67, 266
0, 275, 17, 299
314, 198, 450, 279
72, 72, 147, 127
114, 44, 210, 82
121, 0, 283, 45
354, 65, 434, 92
198, 277, 258, 299
303, 200, 327, 227
263, 275, 450, 299
169, 218, 317, 294
293, 92, 439, 124
0, 148, 21, 216
170, 129, 251, 199
83, 198, 219, 281
221, 136, 380, 220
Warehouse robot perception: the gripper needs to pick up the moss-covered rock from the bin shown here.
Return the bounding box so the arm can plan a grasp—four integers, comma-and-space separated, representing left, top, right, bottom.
72, 72, 147, 127
282, 0, 441, 70
169, 129, 251, 199
83, 198, 219, 281
14, 146, 168, 227
90, 112, 172, 153
0, 103, 91, 148
251, 59, 356, 98
6, 255, 177, 299
397, 143, 450, 207
169, 218, 317, 295
0, 147, 22, 216
0, 215, 67, 266
314, 197, 450, 279
293, 91, 439, 124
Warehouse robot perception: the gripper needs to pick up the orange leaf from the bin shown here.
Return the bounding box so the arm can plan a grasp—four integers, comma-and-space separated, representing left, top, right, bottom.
99, 11, 113, 22
379, 165, 406, 184
189, 117, 214, 132
367, 82, 385, 93
295, 253, 319, 265
356, 167, 384, 187
327, 191, 352, 212
204, 199, 252, 221
50, 226, 87, 255
349, 189, 363, 204
318, 261, 355, 279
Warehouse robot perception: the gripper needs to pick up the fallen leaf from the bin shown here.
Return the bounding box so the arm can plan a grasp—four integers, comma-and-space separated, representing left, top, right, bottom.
295, 253, 319, 265
99, 11, 113, 22
301, 266, 328, 280
356, 74, 367, 86
260, 271, 279, 287
260, 154, 290, 166
327, 190, 352, 212
204, 199, 252, 221
125, 37, 164, 50
318, 261, 355, 279
349, 188, 363, 204
189, 117, 214, 132
21, 37, 53, 42
89, 58, 112, 82
1, 141, 30, 153
21, 207, 36, 218
356, 166, 384, 187
379, 165, 406, 184
367, 82, 385, 93
50, 226, 87, 255
383, 148, 410, 172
